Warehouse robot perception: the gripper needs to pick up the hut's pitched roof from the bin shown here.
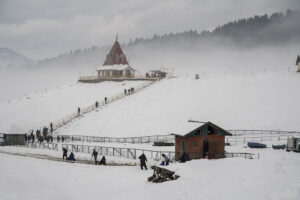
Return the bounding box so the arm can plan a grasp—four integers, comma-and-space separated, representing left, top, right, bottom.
172, 121, 232, 137
296, 55, 300, 65
97, 64, 133, 71
103, 38, 129, 66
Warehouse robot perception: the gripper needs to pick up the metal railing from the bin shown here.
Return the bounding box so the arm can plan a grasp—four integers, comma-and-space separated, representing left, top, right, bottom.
225, 134, 296, 145
227, 129, 300, 136
55, 134, 174, 144
62, 143, 176, 161
175, 151, 258, 160
24, 142, 59, 151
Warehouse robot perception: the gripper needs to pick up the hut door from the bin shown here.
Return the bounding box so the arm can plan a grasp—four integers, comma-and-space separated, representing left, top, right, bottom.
183, 141, 186, 153
203, 140, 209, 158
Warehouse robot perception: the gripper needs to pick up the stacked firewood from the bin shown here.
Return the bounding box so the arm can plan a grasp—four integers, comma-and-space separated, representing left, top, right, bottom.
148, 166, 180, 183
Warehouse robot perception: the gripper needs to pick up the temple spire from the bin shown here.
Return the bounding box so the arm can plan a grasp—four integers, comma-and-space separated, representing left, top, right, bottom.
116, 34, 118, 42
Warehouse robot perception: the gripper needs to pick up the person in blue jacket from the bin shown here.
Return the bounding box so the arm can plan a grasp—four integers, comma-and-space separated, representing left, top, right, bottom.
67, 152, 76, 161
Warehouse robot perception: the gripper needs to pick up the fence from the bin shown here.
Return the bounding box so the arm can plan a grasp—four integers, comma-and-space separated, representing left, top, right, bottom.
56, 134, 174, 144
24, 142, 59, 151
62, 143, 176, 161
175, 152, 257, 160
52, 80, 156, 131
225, 134, 297, 145
227, 129, 300, 136
54, 129, 300, 145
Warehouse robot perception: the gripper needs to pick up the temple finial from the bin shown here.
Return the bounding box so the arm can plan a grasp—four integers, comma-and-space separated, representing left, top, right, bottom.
116, 34, 118, 41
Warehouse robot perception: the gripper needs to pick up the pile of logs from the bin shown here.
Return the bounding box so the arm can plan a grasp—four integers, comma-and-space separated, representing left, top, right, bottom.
148, 166, 180, 183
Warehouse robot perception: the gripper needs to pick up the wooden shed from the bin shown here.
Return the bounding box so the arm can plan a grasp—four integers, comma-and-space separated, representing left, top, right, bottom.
296, 55, 300, 72
2, 134, 26, 146
174, 121, 232, 160
150, 70, 167, 79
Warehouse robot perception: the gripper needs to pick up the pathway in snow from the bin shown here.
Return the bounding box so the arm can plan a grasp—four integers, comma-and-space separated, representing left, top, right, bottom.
0, 151, 136, 166
52, 80, 157, 131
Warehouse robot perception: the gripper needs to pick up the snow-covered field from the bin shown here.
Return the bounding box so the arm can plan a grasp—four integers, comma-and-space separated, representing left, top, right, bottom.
0, 81, 147, 133
1, 144, 299, 200
58, 72, 300, 137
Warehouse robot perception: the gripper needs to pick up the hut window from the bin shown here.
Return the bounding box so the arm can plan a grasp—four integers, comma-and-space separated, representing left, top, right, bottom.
208, 126, 216, 135
192, 142, 197, 146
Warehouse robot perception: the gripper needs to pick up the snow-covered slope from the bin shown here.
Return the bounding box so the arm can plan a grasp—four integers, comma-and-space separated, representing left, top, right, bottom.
58, 72, 300, 137
0, 81, 147, 132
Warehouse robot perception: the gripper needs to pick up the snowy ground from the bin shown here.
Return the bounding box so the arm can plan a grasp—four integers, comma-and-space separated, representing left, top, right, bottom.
58, 72, 300, 137
1, 143, 299, 200
0, 81, 148, 133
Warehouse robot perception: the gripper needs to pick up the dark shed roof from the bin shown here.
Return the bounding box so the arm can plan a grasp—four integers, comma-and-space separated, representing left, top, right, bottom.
184, 121, 232, 137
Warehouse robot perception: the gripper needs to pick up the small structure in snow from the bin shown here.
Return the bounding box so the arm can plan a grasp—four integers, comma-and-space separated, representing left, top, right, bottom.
173, 121, 232, 160
286, 137, 300, 152
296, 55, 300, 72
150, 70, 167, 79
1, 133, 26, 146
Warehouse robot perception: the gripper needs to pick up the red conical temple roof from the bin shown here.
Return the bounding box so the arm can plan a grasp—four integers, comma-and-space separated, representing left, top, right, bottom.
103, 38, 129, 66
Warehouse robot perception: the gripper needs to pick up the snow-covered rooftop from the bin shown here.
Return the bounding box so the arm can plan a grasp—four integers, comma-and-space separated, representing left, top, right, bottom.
97, 64, 132, 71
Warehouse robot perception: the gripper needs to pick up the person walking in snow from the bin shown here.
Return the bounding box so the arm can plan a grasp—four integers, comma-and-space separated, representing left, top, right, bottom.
62, 147, 68, 160
124, 89, 127, 95
95, 101, 99, 108
161, 154, 170, 166
138, 153, 147, 170
50, 122, 53, 133
77, 107, 81, 116
92, 149, 98, 164
127, 89, 131, 95
104, 97, 107, 104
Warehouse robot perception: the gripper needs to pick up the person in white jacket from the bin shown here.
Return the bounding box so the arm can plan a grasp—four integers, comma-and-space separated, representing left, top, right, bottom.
161, 154, 170, 166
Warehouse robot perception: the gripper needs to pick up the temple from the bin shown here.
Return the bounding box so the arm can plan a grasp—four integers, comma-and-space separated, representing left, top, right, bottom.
97, 37, 135, 78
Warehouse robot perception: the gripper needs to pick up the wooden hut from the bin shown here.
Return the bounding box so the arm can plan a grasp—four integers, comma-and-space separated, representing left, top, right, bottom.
97, 36, 135, 78
1, 134, 26, 146
174, 121, 232, 160
296, 55, 300, 72
150, 70, 167, 79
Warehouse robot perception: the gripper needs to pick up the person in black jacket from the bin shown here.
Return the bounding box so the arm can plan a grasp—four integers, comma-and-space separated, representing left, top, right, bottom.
62, 147, 68, 160
92, 149, 98, 164
99, 156, 106, 165
138, 153, 147, 170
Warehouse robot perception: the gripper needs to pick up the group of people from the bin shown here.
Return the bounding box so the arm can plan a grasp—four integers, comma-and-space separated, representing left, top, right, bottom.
25, 124, 55, 144
138, 153, 172, 170
93, 97, 107, 109
124, 87, 135, 95
92, 149, 106, 165
62, 148, 106, 165
63, 147, 76, 161
56, 135, 65, 142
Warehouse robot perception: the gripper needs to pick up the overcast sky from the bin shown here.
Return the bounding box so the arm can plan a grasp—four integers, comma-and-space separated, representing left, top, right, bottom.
0, 0, 299, 60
